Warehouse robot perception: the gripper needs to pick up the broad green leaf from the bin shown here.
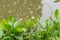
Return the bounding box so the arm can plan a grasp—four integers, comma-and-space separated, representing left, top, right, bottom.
14, 19, 22, 28
46, 20, 51, 32
0, 27, 3, 38
0, 18, 7, 30
1, 18, 7, 24
16, 27, 26, 32
16, 35, 23, 40
2, 36, 13, 40
4, 24, 12, 31
34, 16, 39, 24
52, 23, 59, 32
8, 16, 14, 26
54, 9, 59, 19
23, 20, 33, 30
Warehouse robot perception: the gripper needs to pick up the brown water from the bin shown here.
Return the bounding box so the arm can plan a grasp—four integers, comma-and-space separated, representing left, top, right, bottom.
55, 0, 60, 2
0, 0, 42, 21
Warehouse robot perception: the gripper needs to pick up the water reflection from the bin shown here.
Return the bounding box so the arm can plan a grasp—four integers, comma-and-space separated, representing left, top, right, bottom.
40, 0, 60, 22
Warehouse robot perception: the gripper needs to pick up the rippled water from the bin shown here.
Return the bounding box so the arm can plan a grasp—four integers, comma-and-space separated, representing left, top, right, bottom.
0, 0, 42, 21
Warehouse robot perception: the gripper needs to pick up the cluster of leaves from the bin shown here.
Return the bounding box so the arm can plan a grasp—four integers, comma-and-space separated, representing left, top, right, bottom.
38, 9, 60, 40
0, 9, 60, 40
0, 16, 40, 40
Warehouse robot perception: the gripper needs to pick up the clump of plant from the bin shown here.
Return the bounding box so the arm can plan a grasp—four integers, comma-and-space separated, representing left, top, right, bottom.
0, 16, 40, 40
0, 9, 60, 40
38, 9, 60, 40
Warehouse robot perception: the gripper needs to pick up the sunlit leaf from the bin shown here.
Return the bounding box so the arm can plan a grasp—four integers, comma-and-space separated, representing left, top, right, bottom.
16, 27, 26, 32
0, 27, 3, 38
8, 16, 14, 26
0, 18, 7, 30
54, 9, 59, 19
23, 20, 30, 30
14, 19, 22, 28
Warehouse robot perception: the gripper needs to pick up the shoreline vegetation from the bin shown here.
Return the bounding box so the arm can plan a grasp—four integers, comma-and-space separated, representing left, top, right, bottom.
0, 9, 60, 40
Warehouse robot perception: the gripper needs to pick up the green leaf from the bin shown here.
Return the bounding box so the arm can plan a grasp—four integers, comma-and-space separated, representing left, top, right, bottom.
0, 18, 7, 30
8, 16, 14, 26
24, 20, 30, 29
2, 36, 13, 40
23, 20, 32, 30
46, 20, 51, 32
16, 27, 26, 32
4, 24, 12, 31
0, 27, 3, 38
52, 23, 59, 31
54, 9, 59, 19
16, 35, 23, 40
33, 16, 39, 24
14, 19, 22, 28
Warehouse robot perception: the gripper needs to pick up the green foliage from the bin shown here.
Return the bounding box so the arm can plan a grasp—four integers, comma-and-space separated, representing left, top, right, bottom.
54, 9, 60, 20
0, 9, 60, 40
54, 9, 59, 19
0, 16, 40, 40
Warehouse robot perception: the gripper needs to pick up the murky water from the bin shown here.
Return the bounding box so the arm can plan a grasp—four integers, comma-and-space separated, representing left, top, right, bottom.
55, 0, 60, 2
0, 0, 42, 21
